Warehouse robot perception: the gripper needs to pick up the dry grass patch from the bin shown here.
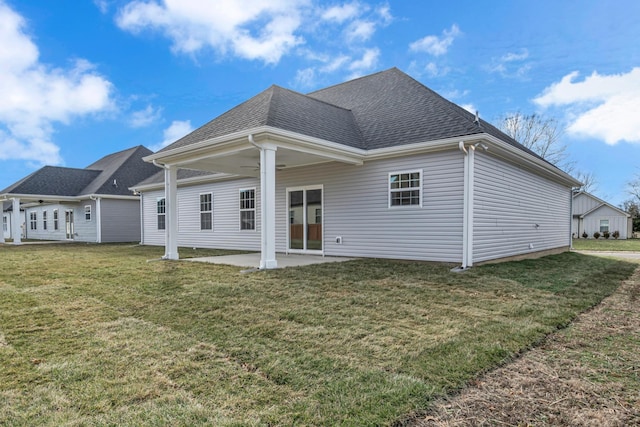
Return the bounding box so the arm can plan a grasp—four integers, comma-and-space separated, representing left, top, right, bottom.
408, 267, 640, 427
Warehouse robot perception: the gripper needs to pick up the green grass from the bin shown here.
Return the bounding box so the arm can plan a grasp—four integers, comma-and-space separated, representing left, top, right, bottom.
572, 238, 640, 251
0, 243, 636, 426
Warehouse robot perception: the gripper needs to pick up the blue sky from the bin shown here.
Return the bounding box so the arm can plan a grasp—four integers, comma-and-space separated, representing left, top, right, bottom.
1, 0, 639, 206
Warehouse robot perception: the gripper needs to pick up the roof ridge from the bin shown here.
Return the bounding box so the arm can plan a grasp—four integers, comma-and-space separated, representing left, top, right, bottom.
307, 67, 396, 96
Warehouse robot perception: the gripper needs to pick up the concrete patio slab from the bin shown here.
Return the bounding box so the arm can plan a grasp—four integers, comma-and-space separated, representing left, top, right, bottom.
186, 252, 356, 269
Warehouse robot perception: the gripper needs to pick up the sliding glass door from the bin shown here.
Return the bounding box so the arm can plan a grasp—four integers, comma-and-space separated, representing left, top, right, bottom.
288, 186, 322, 252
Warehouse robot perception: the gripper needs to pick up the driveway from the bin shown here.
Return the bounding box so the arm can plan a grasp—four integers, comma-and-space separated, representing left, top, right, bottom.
574, 250, 640, 262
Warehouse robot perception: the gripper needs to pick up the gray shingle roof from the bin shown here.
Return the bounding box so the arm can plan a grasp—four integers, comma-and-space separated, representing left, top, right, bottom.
1, 146, 159, 197
160, 85, 364, 152
158, 67, 539, 159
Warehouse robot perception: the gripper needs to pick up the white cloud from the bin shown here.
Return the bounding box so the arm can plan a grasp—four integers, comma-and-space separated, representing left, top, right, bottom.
150, 120, 194, 152
321, 2, 361, 23
348, 48, 379, 78
345, 20, 375, 42
534, 68, 640, 145
486, 48, 531, 78
460, 104, 476, 114
0, 2, 114, 165
409, 24, 461, 56
129, 104, 162, 128
116, 0, 308, 64
93, 0, 109, 14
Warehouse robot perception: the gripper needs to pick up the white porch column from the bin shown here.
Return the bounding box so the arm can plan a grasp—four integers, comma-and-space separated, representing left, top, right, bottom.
164, 165, 179, 260
0, 212, 4, 243
95, 197, 102, 243
259, 144, 278, 269
12, 197, 21, 245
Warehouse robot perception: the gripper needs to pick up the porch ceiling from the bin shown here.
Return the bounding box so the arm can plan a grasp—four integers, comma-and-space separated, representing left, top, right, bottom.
171, 145, 351, 177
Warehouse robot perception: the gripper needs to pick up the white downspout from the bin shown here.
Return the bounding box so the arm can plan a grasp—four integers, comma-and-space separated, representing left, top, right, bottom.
457, 141, 486, 270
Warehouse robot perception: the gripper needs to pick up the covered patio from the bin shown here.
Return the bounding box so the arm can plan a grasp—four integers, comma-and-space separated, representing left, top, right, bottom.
186, 252, 356, 269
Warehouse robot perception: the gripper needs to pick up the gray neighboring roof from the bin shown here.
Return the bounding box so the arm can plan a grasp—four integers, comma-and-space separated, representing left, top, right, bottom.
1, 145, 159, 198
1, 167, 101, 196
159, 67, 545, 163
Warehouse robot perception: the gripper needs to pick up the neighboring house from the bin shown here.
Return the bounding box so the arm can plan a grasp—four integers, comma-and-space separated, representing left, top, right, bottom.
572, 191, 632, 239
0, 146, 159, 244
133, 68, 580, 269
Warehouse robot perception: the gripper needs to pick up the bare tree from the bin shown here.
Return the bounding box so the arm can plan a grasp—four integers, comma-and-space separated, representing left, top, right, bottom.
498, 112, 570, 170
573, 170, 598, 194
621, 199, 640, 217
628, 172, 640, 203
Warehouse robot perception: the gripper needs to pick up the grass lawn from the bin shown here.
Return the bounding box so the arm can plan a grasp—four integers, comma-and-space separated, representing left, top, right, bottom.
0, 243, 636, 426
572, 238, 640, 251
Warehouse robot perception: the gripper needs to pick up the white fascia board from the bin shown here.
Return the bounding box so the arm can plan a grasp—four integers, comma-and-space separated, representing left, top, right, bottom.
79, 194, 141, 201
144, 126, 365, 167
0, 194, 79, 203
364, 136, 478, 160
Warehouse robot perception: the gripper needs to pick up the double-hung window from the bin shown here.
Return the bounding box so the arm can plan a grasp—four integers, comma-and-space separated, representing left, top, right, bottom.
389, 170, 422, 207
30, 212, 37, 230
43, 211, 47, 230
84, 205, 91, 221
239, 188, 256, 230
157, 198, 166, 230
53, 209, 59, 230
200, 193, 213, 230
599, 219, 609, 233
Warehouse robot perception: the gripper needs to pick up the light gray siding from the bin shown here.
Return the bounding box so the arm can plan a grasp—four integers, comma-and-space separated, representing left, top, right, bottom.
23, 204, 84, 241
473, 153, 571, 262
275, 151, 464, 262
141, 190, 166, 246
140, 150, 465, 262
141, 178, 262, 251
100, 199, 142, 242
72, 200, 98, 242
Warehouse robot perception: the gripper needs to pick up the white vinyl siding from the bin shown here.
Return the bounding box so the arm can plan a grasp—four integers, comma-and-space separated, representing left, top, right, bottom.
473, 153, 571, 262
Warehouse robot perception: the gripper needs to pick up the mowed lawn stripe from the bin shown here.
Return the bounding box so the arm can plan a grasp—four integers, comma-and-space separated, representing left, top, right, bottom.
0, 243, 636, 425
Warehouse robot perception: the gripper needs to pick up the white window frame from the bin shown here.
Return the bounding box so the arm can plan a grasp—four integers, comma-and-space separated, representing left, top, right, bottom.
157, 197, 166, 231
200, 192, 213, 230
53, 209, 59, 231
30, 212, 37, 230
84, 205, 91, 221
43, 210, 47, 230
599, 219, 609, 233
239, 188, 256, 231
388, 169, 423, 208
2, 215, 6, 232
